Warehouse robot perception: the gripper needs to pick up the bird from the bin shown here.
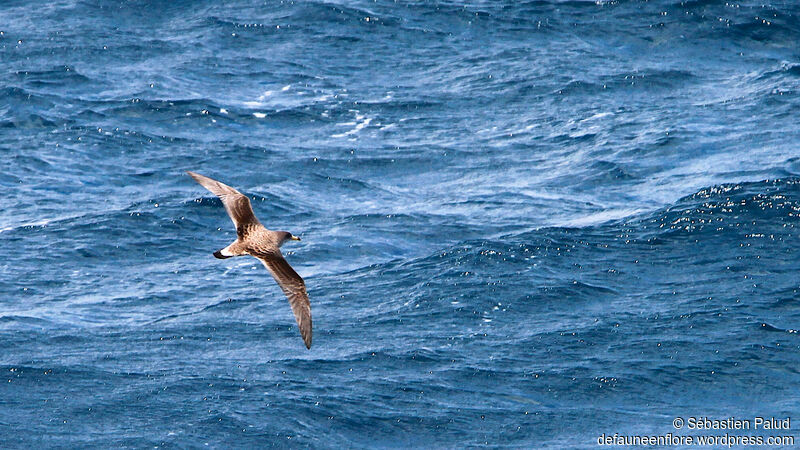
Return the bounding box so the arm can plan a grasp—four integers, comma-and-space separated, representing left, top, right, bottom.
186, 171, 312, 349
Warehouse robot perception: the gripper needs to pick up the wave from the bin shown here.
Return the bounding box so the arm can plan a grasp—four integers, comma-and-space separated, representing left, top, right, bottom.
13, 66, 93, 86
338, 177, 800, 289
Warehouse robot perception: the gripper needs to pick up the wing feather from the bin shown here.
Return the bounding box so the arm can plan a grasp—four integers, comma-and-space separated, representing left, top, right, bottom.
187, 171, 260, 237
257, 253, 312, 349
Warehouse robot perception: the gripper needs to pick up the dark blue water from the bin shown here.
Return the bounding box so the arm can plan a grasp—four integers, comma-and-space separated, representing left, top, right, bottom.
2, 0, 800, 447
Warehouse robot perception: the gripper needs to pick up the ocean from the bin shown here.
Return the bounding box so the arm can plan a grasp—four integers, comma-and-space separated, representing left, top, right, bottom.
2, 0, 800, 447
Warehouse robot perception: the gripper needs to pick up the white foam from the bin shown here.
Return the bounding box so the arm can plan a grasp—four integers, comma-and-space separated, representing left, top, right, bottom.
242, 90, 276, 108
332, 117, 372, 138
580, 111, 612, 122
0, 218, 53, 233
563, 208, 647, 227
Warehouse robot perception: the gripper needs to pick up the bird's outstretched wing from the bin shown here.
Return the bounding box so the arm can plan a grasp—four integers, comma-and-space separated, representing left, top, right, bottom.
256, 252, 312, 349
187, 171, 261, 237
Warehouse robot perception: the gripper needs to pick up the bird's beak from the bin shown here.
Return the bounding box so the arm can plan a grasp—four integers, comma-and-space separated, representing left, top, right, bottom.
291, 235, 301, 241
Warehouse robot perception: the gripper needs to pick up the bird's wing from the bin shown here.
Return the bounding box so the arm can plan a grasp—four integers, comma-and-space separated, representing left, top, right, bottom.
256, 252, 312, 349
187, 171, 261, 237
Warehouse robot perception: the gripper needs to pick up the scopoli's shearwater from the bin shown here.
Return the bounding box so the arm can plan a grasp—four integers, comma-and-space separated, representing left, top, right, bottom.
187, 171, 312, 349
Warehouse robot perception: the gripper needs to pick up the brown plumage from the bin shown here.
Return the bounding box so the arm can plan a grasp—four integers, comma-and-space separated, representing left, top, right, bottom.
187, 171, 312, 349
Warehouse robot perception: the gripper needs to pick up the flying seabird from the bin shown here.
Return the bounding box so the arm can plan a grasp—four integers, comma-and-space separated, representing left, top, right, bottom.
187, 171, 312, 349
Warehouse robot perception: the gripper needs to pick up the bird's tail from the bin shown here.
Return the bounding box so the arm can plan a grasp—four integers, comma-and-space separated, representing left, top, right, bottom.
213, 249, 232, 259
213, 240, 246, 259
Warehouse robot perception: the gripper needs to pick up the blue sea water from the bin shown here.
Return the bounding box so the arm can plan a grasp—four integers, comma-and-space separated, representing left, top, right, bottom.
2, 0, 800, 447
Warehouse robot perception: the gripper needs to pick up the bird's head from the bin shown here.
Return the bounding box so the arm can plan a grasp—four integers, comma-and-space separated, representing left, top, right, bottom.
278, 231, 301, 246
